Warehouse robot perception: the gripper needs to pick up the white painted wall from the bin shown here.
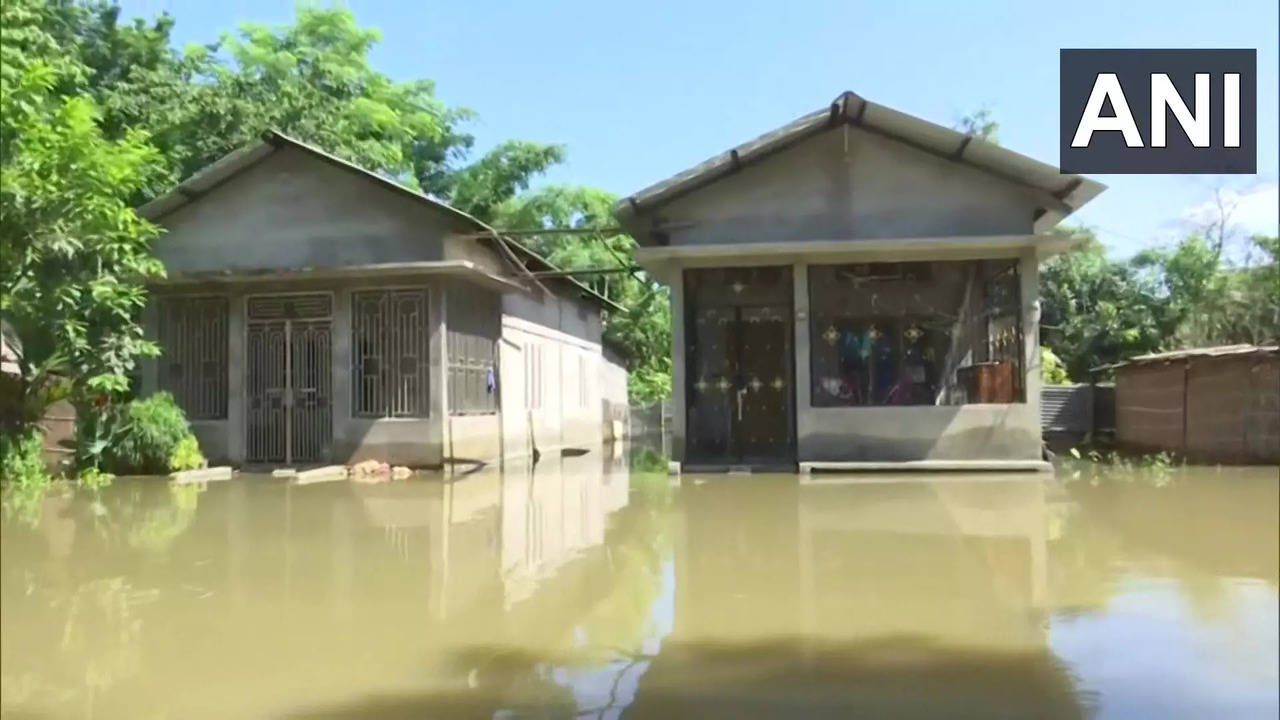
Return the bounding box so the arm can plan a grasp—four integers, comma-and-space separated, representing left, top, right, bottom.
498, 288, 607, 462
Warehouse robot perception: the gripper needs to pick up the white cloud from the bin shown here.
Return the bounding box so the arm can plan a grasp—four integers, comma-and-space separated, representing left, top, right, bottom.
1180, 183, 1280, 238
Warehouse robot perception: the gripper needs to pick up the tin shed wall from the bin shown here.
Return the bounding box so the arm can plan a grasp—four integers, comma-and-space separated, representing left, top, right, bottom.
1186, 355, 1280, 463
1115, 363, 1185, 453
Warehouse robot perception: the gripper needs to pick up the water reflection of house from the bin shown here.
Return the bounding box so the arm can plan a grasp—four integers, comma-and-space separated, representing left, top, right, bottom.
613, 92, 1104, 472
630, 477, 1082, 719
136, 132, 628, 469
501, 453, 632, 606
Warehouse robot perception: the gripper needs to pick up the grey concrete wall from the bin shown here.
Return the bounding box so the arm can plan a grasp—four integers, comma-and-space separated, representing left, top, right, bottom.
650, 127, 1045, 245
152, 146, 471, 274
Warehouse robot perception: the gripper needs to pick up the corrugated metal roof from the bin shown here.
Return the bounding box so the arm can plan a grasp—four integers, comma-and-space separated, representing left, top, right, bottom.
139, 131, 622, 314
613, 90, 1105, 234
1097, 344, 1279, 371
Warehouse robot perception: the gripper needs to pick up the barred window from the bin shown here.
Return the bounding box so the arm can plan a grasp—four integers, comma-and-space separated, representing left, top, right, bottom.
352, 289, 430, 417
157, 295, 228, 419
447, 286, 499, 415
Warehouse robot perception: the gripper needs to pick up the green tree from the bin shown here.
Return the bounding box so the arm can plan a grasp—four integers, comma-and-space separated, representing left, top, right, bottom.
1134, 233, 1280, 347
1039, 229, 1168, 379
954, 107, 1000, 144
496, 186, 672, 402
1040, 346, 1070, 385
53, 3, 564, 219
1, 0, 166, 437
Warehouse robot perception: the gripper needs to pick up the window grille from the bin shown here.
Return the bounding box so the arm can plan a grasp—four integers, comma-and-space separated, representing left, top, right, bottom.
352, 289, 430, 417
447, 286, 499, 414
247, 294, 331, 320
157, 296, 228, 419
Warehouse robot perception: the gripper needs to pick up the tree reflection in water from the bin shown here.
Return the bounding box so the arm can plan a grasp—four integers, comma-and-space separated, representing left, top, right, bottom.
1, 456, 1276, 719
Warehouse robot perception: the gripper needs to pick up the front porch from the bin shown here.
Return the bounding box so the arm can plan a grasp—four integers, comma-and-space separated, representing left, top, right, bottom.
644, 240, 1048, 471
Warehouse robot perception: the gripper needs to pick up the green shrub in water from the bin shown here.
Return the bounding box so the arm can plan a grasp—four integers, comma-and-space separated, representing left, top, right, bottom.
168, 433, 206, 472
94, 393, 205, 475
1, 427, 50, 489
1, 428, 52, 524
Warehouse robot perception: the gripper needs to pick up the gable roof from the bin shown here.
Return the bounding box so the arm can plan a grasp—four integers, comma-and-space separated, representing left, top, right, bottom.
613, 91, 1105, 236
140, 131, 622, 313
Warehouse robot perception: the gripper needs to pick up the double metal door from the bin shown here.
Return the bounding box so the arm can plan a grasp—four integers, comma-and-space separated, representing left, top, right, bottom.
246, 295, 333, 465
685, 268, 795, 468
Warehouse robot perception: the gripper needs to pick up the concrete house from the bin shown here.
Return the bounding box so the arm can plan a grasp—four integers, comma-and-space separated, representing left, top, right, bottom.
139, 132, 628, 469
614, 92, 1104, 472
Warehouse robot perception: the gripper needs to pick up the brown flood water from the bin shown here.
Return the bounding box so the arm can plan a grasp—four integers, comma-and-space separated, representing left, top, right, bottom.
2, 449, 1277, 719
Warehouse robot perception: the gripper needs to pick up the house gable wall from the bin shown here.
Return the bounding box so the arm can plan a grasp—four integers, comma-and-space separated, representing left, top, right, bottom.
650, 126, 1046, 245
152, 146, 472, 274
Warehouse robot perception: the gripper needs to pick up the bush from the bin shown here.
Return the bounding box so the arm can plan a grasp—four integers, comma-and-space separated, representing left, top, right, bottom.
1, 427, 49, 489
1041, 346, 1071, 385
168, 433, 206, 472
2, 428, 51, 524
92, 393, 205, 475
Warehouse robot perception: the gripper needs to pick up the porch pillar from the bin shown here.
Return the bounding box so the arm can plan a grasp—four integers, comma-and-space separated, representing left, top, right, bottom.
1019, 249, 1042, 444
669, 276, 687, 462
226, 290, 246, 464
331, 288, 352, 459
792, 263, 810, 464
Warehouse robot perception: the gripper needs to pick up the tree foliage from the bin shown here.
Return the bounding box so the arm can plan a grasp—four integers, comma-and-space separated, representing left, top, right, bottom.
1, 0, 165, 434
1041, 227, 1279, 381
495, 186, 672, 402
47, 2, 563, 219
955, 107, 1000, 144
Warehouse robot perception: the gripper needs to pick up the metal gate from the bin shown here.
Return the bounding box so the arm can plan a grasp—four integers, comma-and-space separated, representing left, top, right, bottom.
246, 294, 333, 464
684, 267, 795, 469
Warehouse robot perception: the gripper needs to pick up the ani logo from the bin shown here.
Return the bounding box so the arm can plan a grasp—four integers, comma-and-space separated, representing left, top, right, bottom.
1060, 49, 1255, 174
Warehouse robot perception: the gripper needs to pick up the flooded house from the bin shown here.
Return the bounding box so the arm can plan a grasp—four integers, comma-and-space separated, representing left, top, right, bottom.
613, 91, 1105, 472
138, 132, 628, 469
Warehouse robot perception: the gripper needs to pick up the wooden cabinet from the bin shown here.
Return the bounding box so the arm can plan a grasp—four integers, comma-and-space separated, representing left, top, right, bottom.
957, 361, 1016, 403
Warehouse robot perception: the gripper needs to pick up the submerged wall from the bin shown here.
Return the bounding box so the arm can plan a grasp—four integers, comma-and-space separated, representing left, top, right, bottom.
496, 289, 608, 463
143, 277, 446, 467
793, 253, 1043, 462
662, 251, 1044, 466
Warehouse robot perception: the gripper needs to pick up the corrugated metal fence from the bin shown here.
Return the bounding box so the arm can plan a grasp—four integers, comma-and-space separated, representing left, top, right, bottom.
1041, 383, 1114, 435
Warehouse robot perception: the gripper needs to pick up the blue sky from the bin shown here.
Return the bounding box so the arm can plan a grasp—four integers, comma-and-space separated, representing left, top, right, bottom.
121, 0, 1279, 257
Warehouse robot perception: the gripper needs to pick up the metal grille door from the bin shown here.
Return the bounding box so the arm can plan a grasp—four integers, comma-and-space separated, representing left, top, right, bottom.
290, 320, 332, 463
245, 294, 333, 465
246, 321, 288, 463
